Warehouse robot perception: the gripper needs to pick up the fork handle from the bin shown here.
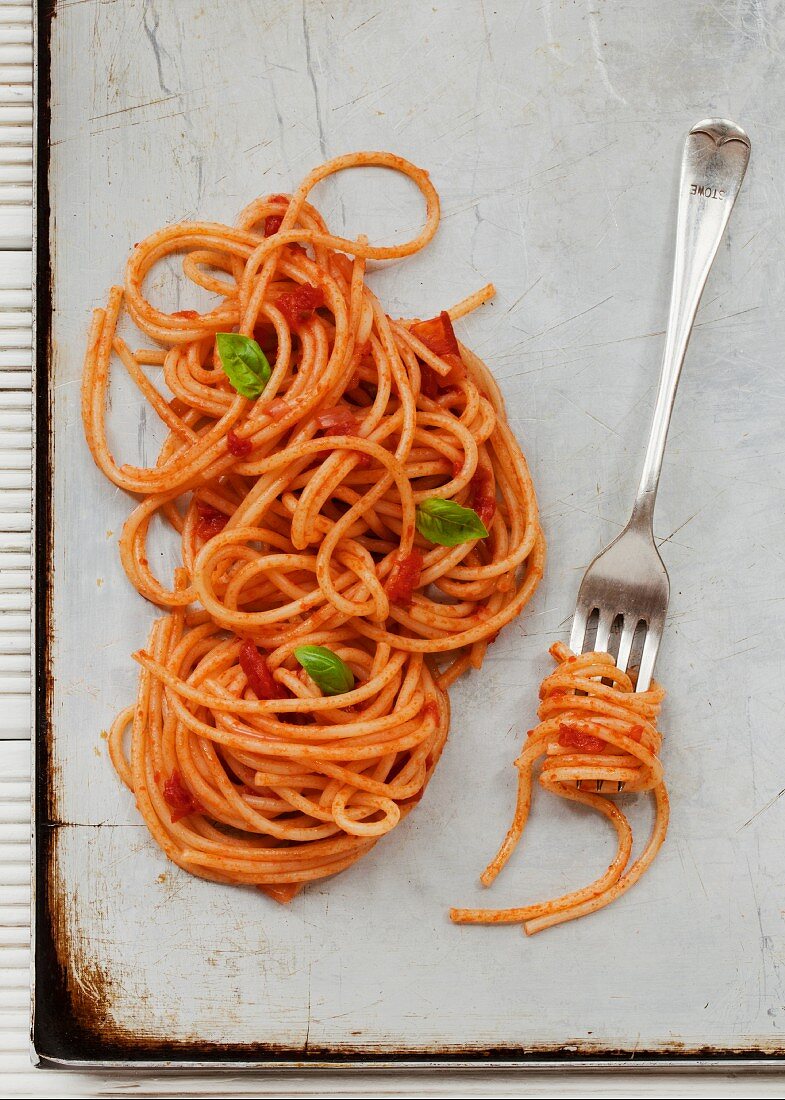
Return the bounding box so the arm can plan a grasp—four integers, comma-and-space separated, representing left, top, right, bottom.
630, 118, 750, 530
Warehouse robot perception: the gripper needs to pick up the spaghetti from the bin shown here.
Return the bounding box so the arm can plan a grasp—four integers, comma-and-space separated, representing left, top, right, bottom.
451, 642, 668, 934
82, 151, 545, 900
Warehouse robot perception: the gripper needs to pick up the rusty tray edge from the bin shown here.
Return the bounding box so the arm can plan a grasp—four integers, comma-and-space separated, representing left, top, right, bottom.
28, 0, 785, 1072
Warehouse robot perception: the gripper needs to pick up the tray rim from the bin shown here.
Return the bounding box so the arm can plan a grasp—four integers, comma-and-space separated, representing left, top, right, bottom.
28, 0, 785, 1072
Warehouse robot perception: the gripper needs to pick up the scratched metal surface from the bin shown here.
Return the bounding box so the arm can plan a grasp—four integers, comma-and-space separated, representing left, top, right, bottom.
38, 0, 785, 1064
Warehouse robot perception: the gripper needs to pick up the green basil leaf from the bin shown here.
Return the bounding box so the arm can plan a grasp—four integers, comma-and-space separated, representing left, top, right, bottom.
294, 645, 355, 696
415, 497, 488, 547
216, 333, 271, 398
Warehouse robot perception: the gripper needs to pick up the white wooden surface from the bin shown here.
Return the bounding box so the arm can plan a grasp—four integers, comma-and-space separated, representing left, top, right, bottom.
7, 0, 785, 1093
0, 0, 35, 1089
0, 0, 31, 737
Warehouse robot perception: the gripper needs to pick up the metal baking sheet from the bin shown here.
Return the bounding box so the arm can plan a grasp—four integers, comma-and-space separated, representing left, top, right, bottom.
32, 0, 785, 1070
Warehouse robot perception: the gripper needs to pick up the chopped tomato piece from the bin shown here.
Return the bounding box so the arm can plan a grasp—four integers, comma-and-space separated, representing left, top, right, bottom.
287, 243, 308, 259
470, 467, 496, 528
411, 310, 460, 359
357, 343, 374, 371
419, 361, 442, 399
172, 309, 200, 319
252, 323, 278, 354
330, 252, 354, 280
410, 310, 466, 379
195, 501, 228, 541
558, 724, 606, 753
239, 638, 286, 700
259, 882, 301, 904
266, 397, 291, 421
422, 698, 440, 723
227, 430, 252, 458
385, 548, 424, 606
316, 405, 360, 435
264, 213, 284, 237
163, 769, 204, 822
276, 283, 324, 328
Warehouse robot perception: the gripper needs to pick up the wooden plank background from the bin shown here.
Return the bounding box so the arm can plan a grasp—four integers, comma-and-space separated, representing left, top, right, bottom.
0, 0, 33, 1091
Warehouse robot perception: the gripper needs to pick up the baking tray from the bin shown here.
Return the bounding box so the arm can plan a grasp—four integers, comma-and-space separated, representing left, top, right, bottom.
31, 0, 785, 1071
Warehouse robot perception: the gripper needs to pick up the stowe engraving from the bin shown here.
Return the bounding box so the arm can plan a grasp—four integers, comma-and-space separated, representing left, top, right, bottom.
689, 183, 726, 198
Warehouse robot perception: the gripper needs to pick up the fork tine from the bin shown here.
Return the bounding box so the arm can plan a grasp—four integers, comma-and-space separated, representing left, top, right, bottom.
616, 618, 637, 674
594, 609, 616, 655
594, 610, 620, 794
568, 603, 592, 654
636, 623, 663, 692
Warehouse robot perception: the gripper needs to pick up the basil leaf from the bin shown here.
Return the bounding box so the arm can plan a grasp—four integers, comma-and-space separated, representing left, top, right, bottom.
415, 497, 488, 547
216, 333, 271, 399
294, 645, 355, 696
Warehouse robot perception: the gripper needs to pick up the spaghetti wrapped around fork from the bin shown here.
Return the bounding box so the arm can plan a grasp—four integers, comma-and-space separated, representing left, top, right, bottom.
451, 642, 668, 934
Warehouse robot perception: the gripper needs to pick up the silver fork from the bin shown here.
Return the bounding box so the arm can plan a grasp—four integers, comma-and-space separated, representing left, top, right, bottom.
568, 119, 750, 790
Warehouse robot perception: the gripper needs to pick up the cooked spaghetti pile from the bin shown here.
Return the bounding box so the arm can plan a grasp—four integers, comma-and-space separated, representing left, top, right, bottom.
82, 152, 544, 900
451, 642, 668, 933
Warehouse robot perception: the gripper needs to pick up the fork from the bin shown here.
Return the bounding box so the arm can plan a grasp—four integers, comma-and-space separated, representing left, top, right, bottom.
568, 119, 750, 791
